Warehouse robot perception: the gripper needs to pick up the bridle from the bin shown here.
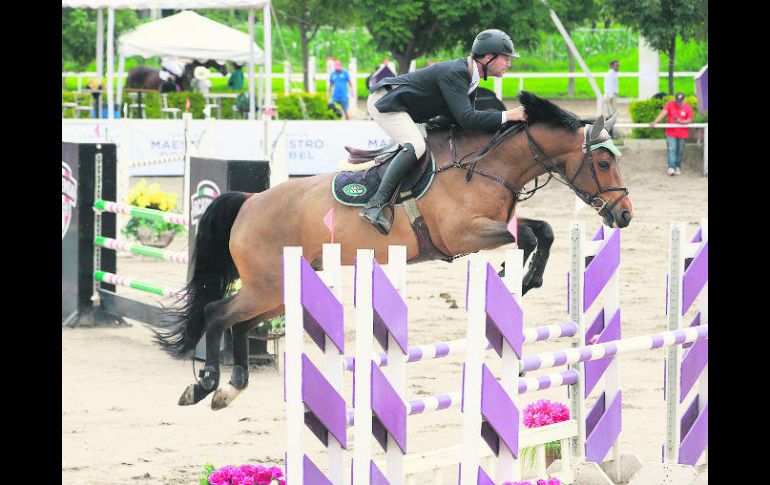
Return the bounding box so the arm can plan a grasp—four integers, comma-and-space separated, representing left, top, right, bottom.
432, 121, 629, 222
523, 126, 629, 219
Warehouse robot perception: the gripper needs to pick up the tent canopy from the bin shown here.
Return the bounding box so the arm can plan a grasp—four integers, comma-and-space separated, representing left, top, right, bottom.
118, 10, 264, 64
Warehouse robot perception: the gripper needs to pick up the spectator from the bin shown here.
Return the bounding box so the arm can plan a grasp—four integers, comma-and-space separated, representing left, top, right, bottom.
650, 92, 694, 176
192, 66, 212, 94
328, 60, 353, 120
227, 63, 245, 91
602, 60, 620, 124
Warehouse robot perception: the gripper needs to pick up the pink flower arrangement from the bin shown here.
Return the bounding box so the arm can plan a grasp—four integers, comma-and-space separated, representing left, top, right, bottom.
522, 399, 570, 429
207, 464, 285, 485
503, 479, 561, 485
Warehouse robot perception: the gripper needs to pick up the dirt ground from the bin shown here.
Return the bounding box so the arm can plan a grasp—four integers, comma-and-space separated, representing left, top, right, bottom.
62, 99, 707, 485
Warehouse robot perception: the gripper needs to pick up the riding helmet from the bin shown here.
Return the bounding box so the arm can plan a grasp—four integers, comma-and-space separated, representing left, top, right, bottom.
471, 29, 520, 58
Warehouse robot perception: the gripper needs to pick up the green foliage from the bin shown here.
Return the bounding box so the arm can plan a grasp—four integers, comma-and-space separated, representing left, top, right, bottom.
275, 93, 339, 120
199, 463, 216, 485
352, 0, 549, 73
62, 9, 139, 71
628, 94, 698, 138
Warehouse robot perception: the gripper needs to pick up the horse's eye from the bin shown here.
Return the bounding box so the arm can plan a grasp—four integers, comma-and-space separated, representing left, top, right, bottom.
598, 161, 611, 170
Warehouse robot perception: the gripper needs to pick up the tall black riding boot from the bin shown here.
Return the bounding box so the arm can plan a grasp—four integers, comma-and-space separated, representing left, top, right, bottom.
360, 143, 419, 235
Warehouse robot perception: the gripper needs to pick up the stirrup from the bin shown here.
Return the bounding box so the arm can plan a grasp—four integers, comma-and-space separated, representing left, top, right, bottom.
360, 204, 393, 236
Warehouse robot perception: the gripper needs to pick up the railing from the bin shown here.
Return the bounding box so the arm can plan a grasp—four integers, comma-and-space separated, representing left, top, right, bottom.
614, 122, 708, 176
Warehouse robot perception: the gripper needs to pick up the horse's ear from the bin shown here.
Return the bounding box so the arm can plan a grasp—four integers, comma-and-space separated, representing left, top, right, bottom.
589, 115, 605, 142
605, 112, 618, 132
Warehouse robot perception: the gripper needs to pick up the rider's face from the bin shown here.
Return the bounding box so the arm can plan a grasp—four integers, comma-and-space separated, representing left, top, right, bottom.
487, 54, 512, 77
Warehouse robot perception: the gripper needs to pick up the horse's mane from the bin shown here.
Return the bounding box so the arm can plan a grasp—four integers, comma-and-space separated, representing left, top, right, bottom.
517, 91, 594, 132
426, 90, 593, 140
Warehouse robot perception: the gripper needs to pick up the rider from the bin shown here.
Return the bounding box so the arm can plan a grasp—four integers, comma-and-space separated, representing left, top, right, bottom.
361, 29, 528, 235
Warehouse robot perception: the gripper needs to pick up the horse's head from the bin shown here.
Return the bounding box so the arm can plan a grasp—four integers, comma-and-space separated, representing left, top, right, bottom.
514, 91, 632, 228
565, 113, 633, 228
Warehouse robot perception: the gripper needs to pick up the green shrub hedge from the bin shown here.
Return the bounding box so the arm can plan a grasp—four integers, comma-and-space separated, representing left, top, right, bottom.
275, 92, 340, 120
628, 94, 700, 139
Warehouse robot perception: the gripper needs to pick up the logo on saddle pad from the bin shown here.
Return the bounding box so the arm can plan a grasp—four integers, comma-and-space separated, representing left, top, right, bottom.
190, 180, 221, 227
62, 161, 78, 240
342, 183, 367, 197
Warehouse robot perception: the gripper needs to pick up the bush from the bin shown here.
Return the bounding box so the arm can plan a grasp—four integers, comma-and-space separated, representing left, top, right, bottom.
275, 92, 339, 120
628, 94, 698, 139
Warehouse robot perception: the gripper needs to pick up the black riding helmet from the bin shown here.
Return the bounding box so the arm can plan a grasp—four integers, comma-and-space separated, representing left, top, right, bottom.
471, 29, 520, 80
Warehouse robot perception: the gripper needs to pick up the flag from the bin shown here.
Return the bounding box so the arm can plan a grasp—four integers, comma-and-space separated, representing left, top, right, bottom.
185, 98, 190, 112
323, 207, 335, 243
507, 215, 518, 249
94, 124, 101, 140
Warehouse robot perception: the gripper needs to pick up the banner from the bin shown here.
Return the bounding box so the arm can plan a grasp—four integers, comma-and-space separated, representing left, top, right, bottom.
62, 119, 392, 176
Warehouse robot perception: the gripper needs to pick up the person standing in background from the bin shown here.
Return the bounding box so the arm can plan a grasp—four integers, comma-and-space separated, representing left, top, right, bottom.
602, 60, 620, 129
227, 63, 245, 91
650, 92, 694, 176
328, 60, 353, 120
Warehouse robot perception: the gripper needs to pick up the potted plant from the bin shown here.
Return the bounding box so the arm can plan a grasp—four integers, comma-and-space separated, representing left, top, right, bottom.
201, 463, 285, 485
520, 399, 571, 468
122, 179, 186, 248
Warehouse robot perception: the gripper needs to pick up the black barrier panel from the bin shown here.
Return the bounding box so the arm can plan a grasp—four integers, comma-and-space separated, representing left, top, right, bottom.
62, 142, 117, 326
187, 158, 270, 266
187, 157, 270, 361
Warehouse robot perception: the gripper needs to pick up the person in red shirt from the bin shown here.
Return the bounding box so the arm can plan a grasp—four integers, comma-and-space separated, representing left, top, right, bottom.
650, 92, 694, 176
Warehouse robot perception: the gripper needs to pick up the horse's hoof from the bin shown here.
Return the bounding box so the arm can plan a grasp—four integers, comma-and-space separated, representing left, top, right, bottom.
211, 383, 246, 410
177, 383, 214, 406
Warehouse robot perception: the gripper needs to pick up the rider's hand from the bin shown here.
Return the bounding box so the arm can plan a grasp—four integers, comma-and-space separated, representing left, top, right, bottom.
649, 122, 657, 127
505, 106, 527, 122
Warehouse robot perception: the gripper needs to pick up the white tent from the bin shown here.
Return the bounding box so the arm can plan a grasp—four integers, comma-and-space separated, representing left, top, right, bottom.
115, 10, 264, 105
61, 0, 271, 122
118, 10, 264, 63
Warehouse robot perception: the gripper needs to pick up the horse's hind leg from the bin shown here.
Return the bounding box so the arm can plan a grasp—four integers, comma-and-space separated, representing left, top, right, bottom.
211, 305, 284, 410
178, 288, 270, 407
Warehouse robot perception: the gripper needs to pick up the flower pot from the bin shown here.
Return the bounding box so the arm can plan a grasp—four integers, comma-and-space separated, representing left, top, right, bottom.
545, 447, 560, 467
137, 226, 176, 248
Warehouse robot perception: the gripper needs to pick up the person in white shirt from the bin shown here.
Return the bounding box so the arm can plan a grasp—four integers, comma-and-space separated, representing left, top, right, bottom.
602, 60, 619, 119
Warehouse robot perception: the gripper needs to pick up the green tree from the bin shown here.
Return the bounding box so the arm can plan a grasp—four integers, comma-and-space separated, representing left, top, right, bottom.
62, 8, 140, 73
546, 0, 600, 96
352, 0, 549, 74
604, 0, 706, 94
272, 0, 356, 90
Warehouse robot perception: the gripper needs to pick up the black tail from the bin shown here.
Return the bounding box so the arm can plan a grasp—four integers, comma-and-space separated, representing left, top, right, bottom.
153, 192, 251, 358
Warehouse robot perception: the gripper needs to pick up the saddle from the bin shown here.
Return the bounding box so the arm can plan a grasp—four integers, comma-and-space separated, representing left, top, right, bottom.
343, 121, 449, 193
344, 141, 433, 193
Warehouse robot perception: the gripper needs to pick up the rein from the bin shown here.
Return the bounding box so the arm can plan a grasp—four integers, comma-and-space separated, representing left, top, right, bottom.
431, 121, 629, 218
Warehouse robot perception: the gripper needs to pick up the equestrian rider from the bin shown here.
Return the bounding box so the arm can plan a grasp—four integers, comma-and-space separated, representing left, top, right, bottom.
361, 29, 528, 235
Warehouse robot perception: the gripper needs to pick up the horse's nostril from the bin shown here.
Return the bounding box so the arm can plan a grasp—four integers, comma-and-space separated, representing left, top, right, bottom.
621, 211, 632, 224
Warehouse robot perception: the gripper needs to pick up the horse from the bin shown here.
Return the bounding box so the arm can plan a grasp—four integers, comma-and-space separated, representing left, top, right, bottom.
154, 91, 633, 410
126, 60, 228, 92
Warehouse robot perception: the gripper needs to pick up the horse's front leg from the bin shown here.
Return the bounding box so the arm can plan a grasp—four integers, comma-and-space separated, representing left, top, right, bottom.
498, 225, 537, 279
518, 218, 554, 295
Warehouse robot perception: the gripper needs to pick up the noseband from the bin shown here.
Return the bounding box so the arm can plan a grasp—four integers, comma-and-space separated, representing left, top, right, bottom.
523, 125, 629, 219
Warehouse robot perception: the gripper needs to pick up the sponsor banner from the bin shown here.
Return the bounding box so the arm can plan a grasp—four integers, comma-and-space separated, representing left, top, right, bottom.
190, 180, 222, 227
62, 161, 78, 239
62, 120, 392, 176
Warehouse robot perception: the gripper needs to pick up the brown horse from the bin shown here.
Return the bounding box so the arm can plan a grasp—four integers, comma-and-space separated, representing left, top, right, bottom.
126, 60, 228, 92
155, 91, 633, 410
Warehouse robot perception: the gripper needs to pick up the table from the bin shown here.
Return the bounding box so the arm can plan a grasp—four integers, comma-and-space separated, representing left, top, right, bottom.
125, 88, 157, 119
204, 93, 239, 118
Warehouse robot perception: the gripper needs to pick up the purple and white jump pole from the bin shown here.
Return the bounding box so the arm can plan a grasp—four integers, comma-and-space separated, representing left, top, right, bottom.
284, 245, 347, 485
568, 222, 624, 481
664, 219, 708, 466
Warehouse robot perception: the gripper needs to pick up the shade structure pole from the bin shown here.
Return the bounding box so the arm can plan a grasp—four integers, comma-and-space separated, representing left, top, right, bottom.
106, 8, 115, 120
248, 8, 256, 121
96, 9, 104, 78
263, 1, 273, 162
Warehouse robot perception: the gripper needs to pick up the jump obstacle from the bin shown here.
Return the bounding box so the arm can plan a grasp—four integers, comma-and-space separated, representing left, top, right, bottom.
62, 141, 273, 362
283, 218, 708, 485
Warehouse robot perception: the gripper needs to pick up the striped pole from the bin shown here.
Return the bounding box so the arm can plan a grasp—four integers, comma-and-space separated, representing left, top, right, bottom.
342, 321, 578, 372
521, 326, 708, 372
344, 369, 581, 426
94, 271, 183, 298
95, 236, 188, 264
94, 199, 189, 226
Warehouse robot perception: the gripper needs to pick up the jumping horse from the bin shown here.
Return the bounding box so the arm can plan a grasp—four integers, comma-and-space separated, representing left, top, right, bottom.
126, 59, 227, 92
155, 91, 633, 410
